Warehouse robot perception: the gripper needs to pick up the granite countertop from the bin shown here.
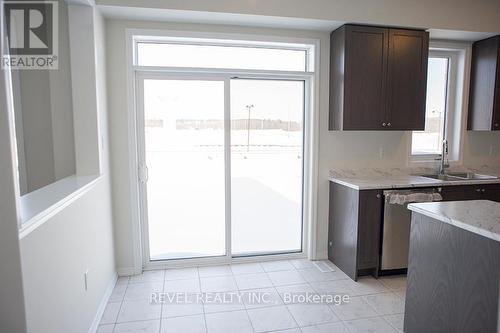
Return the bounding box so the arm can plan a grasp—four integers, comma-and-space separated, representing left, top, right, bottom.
408, 200, 500, 242
329, 167, 500, 190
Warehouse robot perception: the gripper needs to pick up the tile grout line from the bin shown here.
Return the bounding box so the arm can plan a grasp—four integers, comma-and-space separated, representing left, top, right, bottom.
274, 283, 301, 331
299, 264, 353, 330
262, 261, 302, 331
305, 276, 339, 325
196, 267, 209, 333
381, 314, 404, 333
158, 269, 166, 333
244, 262, 265, 333
360, 291, 405, 318
112, 276, 129, 332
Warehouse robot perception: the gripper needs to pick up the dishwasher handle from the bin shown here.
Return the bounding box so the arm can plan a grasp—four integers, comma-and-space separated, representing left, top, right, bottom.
383, 189, 443, 205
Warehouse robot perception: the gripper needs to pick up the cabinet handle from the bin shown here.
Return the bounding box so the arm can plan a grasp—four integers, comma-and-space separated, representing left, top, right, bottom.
382, 123, 387, 127
376, 194, 381, 198
387, 122, 392, 127
476, 189, 481, 192
495, 123, 499, 128
481, 189, 486, 193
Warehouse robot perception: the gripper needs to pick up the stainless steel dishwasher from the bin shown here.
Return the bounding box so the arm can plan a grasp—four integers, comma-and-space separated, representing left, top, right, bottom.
380, 189, 442, 271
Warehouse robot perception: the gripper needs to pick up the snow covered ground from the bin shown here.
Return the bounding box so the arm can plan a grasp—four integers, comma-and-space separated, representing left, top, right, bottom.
146, 128, 303, 260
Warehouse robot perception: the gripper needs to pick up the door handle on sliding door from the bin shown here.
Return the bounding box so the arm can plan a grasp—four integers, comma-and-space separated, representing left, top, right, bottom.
139, 164, 149, 183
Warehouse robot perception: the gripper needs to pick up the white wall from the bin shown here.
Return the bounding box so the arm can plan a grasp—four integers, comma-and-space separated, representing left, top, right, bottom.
463, 131, 500, 167
105, 6, 500, 268
18, 8, 116, 333
50, 0, 76, 180
20, 179, 115, 333
69, 4, 103, 177
16, 69, 56, 192
0, 60, 28, 333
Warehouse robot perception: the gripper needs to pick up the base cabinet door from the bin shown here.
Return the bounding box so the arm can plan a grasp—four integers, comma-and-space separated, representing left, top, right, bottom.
440, 186, 480, 201
328, 183, 383, 280
479, 184, 500, 202
357, 190, 383, 269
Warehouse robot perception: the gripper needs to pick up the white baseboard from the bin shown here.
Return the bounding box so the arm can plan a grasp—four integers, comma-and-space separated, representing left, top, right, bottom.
88, 272, 117, 333
117, 266, 141, 276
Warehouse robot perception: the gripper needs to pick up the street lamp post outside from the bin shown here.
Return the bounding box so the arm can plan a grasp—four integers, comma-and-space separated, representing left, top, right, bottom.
245, 104, 254, 152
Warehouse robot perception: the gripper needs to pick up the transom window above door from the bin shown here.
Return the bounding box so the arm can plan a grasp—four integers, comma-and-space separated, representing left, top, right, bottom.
133, 36, 315, 72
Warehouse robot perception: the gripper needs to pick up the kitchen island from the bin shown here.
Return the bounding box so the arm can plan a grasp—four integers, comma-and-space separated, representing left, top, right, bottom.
405, 200, 500, 333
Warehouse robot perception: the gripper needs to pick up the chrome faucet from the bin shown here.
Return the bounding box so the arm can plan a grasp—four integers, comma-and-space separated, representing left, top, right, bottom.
438, 139, 450, 175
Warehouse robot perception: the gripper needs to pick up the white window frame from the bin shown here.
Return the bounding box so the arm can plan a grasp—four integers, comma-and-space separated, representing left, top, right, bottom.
409, 41, 470, 166
125, 29, 320, 270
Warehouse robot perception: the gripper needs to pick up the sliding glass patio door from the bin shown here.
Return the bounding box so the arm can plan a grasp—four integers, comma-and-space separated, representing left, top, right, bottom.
230, 79, 304, 256
138, 75, 305, 262
138, 78, 227, 261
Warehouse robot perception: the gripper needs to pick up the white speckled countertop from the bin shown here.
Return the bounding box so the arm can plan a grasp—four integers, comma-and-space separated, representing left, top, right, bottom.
329, 166, 500, 190
408, 200, 500, 242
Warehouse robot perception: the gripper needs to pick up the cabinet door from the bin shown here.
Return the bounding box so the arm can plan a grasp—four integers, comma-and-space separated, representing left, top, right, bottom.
440, 186, 480, 201
328, 183, 360, 279
480, 185, 500, 202
344, 26, 388, 130
493, 102, 500, 130
468, 36, 500, 130
357, 190, 383, 269
386, 29, 429, 130
493, 45, 500, 130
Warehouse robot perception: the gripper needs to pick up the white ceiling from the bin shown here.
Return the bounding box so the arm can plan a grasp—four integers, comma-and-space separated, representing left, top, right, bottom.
97, 5, 497, 42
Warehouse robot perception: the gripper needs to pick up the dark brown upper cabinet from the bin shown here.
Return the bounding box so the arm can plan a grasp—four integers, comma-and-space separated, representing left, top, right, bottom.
468, 35, 500, 131
329, 24, 429, 131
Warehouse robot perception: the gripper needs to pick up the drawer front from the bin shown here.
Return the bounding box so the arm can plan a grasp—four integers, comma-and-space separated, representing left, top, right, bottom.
478, 184, 500, 202
440, 185, 480, 201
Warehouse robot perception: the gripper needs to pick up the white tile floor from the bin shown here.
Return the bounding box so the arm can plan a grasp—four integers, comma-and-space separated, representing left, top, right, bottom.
97, 260, 406, 333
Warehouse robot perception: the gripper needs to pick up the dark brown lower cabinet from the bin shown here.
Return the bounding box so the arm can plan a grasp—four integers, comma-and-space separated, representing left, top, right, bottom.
440, 184, 500, 202
328, 182, 382, 280
440, 185, 480, 201
480, 184, 500, 201
328, 182, 500, 281
404, 212, 500, 333
357, 191, 383, 270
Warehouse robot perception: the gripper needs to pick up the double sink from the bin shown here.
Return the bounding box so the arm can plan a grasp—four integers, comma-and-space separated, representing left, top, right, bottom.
420, 172, 498, 181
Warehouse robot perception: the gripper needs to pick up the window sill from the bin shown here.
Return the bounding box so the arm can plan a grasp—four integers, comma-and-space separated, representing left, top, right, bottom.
19, 174, 103, 239
410, 155, 440, 162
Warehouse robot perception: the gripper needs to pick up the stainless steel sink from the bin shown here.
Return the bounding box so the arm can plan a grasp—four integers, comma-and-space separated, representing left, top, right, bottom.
420, 172, 498, 181
448, 172, 498, 180
420, 174, 464, 181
